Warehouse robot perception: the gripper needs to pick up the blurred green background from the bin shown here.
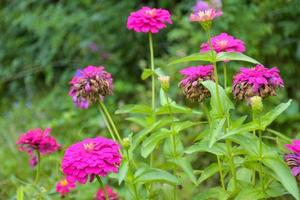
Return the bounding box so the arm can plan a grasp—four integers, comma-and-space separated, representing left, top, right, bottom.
1, 0, 300, 199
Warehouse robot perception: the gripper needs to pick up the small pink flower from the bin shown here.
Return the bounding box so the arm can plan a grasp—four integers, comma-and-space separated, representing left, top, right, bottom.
127, 7, 172, 33
62, 137, 122, 184
16, 128, 60, 166
179, 65, 214, 102
69, 66, 113, 109
200, 32, 246, 53
190, 8, 222, 23
193, 0, 222, 13
232, 65, 284, 100
286, 140, 300, 154
95, 186, 118, 200
56, 179, 76, 197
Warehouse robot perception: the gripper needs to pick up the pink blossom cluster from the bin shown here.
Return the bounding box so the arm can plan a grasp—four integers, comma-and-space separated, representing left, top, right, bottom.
179, 65, 214, 102
190, 8, 222, 23
286, 140, 300, 155
232, 65, 284, 100
127, 7, 172, 33
200, 32, 245, 53
16, 128, 60, 167
56, 179, 76, 197
95, 186, 119, 200
69, 66, 113, 109
62, 137, 122, 184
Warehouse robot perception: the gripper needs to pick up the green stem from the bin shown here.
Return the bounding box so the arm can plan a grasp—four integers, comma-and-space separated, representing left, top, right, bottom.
223, 63, 227, 90
34, 151, 41, 185
98, 104, 116, 141
217, 155, 225, 190
164, 91, 177, 199
99, 101, 122, 144
149, 33, 156, 168
96, 175, 109, 200
226, 140, 237, 190
259, 129, 265, 193
206, 30, 222, 113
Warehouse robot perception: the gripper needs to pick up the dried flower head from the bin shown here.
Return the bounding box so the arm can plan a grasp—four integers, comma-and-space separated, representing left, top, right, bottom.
56, 179, 76, 197
179, 65, 214, 102
69, 66, 113, 109
284, 154, 300, 181
62, 137, 122, 184
127, 7, 172, 33
232, 65, 284, 100
95, 186, 119, 200
16, 128, 60, 166
200, 32, 245, 53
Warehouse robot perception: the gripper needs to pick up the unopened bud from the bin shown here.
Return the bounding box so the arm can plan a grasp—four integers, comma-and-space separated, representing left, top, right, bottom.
122, 137, 130, 148
250, 96, 263, 113
158, 76, 170, 92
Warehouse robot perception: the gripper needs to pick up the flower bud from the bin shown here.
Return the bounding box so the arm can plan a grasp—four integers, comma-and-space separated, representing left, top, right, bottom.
122, 137, 130, 149
158, 76, 170, 92
250, 96, 263, 113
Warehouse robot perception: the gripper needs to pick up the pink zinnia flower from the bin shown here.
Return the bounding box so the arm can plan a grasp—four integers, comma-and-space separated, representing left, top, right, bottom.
179, 65, 214, 102
200, 32, 246, 53
190, 8, 222, 23
62, 137, 122, 184
69, 66, 113, 109
16, 128, 60, 166
56, 179, 76, 197
127, 7, 172, 33
284, 154, 300, 181
95, 186, 118, 200
232, 65, 284, 100
286, 140, 300, 154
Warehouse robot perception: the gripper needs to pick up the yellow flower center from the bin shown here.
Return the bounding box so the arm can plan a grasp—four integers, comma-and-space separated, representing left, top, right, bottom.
60, 179, 68, 186
83, 143, 95, 151
145, 9, 156, 16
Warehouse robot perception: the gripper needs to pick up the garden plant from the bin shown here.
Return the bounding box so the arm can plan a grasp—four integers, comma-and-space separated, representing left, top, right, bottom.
8, 1, 300, 200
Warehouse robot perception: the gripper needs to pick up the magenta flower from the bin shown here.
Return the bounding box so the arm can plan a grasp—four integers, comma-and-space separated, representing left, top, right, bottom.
193, 0, 222, 13
200, 32, 246, 53
232, 65, 284, 100
62, 137, 122, 184
16, 128, 60, 166
286, 140, 300, 155
127, 7, 172, 33
95, 186, 119, 200
179, 65, 214, 102
284, 154, 300, 181
56, 179, 76, 197
69, 66, 113, 109
190, 8, 222, 23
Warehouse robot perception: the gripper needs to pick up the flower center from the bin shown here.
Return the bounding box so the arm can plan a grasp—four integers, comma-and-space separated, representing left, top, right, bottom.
83, 143, 95, 151
60, 179, 68, 186
217, 40, 228, 49
145, 9, 156, 16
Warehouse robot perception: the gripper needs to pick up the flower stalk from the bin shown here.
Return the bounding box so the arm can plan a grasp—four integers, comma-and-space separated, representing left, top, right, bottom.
33, 151, 41, 185
96, 175, 109, 200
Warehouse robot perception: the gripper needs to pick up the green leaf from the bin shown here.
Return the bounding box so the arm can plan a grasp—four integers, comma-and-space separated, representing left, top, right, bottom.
134, 168, 180, 185
235, 187, 265, 200
115, 104, 152, 115
230, 116, 248, 129
209, 117, 226, 147
263, 157, 300, 200
117, 161, 128, 185
168, 51, 214, 65
185, 139, 227, 156
218, 121, 259, 141
260, 100, 292, 129
216, 52, 260, 64
164, 137, 184, 158
141, 69, 154, 80
156, 103, 202, 115
197, 163, 219, 185
193, 187, 229, 200
172, 121, 199, 133
169, 157, 197, 185
202, 80, 234, 117
17, 186, 24, 200
141, 129, 171, 158
154, 68, 165, 76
